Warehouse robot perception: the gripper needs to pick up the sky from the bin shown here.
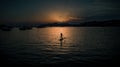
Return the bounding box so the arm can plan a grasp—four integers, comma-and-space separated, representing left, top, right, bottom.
1, 0, 120, 23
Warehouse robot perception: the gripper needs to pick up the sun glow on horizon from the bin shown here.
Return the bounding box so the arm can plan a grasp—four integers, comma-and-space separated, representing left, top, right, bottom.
34, 10, 80, 23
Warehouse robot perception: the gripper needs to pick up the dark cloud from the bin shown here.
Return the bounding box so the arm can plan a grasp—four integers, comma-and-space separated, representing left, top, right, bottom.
95, 0, 120, 8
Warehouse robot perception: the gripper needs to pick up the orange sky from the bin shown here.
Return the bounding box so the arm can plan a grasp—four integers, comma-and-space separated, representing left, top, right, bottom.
33, 10, 81, 23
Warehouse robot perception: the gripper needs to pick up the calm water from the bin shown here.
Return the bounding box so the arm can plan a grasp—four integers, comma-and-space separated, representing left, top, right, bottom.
0, 27, 120, 66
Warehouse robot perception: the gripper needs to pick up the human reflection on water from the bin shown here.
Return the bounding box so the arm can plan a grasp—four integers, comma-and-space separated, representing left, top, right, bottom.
60, 39, 63, 46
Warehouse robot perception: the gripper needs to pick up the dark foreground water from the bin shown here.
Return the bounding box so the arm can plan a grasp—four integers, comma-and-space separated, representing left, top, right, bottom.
0, 27, 120, 67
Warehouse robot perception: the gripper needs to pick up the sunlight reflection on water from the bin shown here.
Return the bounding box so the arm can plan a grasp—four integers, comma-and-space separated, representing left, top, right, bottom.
31, 27, 85, 54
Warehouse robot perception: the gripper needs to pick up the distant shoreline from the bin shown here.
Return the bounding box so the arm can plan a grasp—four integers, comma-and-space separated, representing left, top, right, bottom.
0, 20, 120, 31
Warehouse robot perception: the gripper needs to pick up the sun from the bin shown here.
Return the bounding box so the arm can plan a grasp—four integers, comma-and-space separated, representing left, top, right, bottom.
48, 11, 71, 22
52, 15, 69, 22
